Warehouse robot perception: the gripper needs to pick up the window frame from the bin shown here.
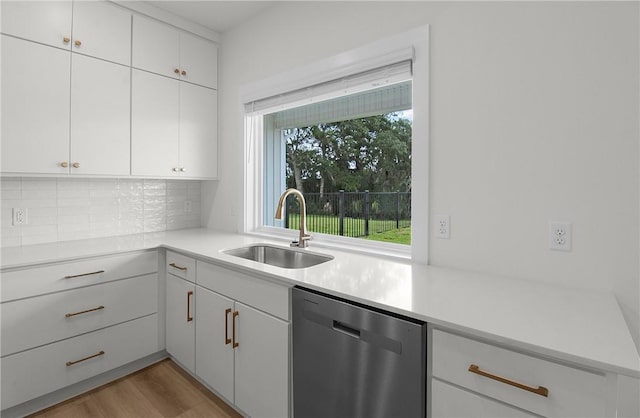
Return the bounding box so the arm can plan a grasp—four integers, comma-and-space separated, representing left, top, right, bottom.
241, 26, 430, 262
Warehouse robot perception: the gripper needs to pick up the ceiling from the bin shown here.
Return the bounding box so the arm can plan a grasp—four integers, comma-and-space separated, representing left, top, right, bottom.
145, 1, 278, 33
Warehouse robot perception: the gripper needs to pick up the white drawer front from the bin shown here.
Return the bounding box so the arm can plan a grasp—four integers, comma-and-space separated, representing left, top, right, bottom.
196, 261, 290, 321
166, 251, 196, 282
432, 329, 607, 417
1, 314, 159, 409
432, 379, 538, 418
1, 251, 158, 302
2, 274, 158, 356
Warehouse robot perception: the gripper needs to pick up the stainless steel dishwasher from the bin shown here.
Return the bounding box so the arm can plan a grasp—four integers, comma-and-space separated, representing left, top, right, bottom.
292, 286, 427, 418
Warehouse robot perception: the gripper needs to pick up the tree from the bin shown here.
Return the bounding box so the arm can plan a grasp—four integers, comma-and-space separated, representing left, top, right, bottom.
285, 112, 412, 193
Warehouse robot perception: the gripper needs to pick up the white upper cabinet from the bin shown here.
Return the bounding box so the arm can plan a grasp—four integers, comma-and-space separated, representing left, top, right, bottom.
1, 35, 71, 175
132, 15, 218, 89
131, 69, 218, 179
70, 55, 131, 176
1, 1, 131, 65
131, 69, 181, 177
1, 1, 73, 50
71, 1, 132, 65
179, 32, 218, 89
179, 82, 218, 179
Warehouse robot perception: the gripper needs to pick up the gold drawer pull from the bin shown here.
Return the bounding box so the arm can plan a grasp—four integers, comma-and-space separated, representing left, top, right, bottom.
187, 290, 194, 322
64, 270, 105, 279
224, 308, 232, 345
468, 364, 549, 397
232, 310, 239, 348
66, 350, 105, 366
169, 262, 187, 271
65, 305, 105, 318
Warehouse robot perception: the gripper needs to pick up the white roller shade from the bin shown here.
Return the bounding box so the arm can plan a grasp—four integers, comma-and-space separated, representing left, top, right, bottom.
245, 60, 412, 118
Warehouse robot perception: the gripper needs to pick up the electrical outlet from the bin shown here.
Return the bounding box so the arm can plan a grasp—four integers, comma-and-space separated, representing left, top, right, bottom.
435, 215, 450, 239
184, 200, 193, 213
12, 208, 28, 226
549, 222, 571, 251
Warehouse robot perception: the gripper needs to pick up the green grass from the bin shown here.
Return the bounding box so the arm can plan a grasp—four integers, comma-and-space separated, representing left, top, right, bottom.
286, 214, 410, 245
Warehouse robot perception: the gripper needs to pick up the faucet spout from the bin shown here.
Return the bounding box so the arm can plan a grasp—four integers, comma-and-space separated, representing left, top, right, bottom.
275, 188, 311, 248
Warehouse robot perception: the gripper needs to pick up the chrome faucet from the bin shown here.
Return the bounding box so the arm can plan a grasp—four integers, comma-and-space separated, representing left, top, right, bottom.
274, 188, 311, 248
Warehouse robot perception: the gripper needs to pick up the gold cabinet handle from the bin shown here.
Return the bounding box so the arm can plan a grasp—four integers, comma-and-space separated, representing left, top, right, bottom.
224, 308, 232, 345
66, 350, 104, 366
179, 167, 186, 172
60, 162, 69, 168
74, 39, 81, 47
468, 364, 549, 397
65, 305, 105, 318
64, 270, 105, 279
187, 290, 193, 322
169, 262, 187, 271
63, 37, 71, 44
174, 68, 180, 74
232, 310, 239, 348
181, 70, 187, 76
72, 162, 80, 168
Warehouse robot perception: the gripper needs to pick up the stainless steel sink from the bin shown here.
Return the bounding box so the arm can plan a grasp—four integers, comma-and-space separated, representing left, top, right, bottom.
223, 244, 333, 269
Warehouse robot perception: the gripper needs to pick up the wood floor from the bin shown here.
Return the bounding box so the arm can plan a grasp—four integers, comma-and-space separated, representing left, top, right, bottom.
29, 359, 242, 418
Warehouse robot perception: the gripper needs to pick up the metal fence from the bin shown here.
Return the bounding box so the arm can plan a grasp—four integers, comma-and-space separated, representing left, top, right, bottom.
284, 191, 411, 238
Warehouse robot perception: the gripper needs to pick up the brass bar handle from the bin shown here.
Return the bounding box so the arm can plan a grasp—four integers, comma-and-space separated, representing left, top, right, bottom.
66, 350, 105, 366
187, 290, 194, 322
65, 305, 105, 318
232, 310, 239, 348
169, 262, 187, 271
224, 308, 232, 345
468, 364, 549, 397
64, 270, 105, 279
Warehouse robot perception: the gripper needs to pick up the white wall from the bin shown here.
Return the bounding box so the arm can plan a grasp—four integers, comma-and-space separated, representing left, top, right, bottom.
206, 1, 639, 353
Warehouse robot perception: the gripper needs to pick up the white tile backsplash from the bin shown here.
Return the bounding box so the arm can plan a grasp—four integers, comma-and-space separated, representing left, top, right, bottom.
0, 177, 202, 247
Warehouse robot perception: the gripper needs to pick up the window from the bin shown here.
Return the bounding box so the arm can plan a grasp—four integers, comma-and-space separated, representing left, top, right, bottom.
242, 27, 429, 259
262, 80, 412, 246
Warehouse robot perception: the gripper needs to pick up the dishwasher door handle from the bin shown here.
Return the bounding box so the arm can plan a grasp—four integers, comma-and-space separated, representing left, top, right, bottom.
333, 320, 361, 338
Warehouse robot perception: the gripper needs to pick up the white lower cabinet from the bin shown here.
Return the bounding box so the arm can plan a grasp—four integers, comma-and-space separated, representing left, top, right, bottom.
194, 260, 291, 418
0, 251, 160, 412
430, 328, 610, 418
165, 273, 196, 373
432, 379, 537, 418
1, 313, 159, 410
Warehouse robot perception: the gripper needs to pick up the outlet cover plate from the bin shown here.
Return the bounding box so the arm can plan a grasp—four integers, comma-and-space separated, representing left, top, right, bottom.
435, 215, 450, 239
549, 221, 571, 251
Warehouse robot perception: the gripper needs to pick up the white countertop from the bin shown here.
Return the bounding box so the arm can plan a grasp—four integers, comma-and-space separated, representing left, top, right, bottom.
2, 227, 639, 378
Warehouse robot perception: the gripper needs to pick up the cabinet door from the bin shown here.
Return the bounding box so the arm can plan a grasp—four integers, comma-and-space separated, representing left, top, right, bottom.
166, 274, 195, 373
195, 287, 234, 402
1, 35, 70, 174
1, 1, 72, 50
432, 379, 537, 418
71, 1, 131, 65
70, 55, 130, 176
179, 83, 218, 178
131, 69, 180, 176
179, 32, 218, 89
235, 302, 290, 418
132, 15, 179, 79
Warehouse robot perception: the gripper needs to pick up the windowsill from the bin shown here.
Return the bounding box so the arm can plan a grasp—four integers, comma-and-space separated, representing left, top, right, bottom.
247, 226, 412, 262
